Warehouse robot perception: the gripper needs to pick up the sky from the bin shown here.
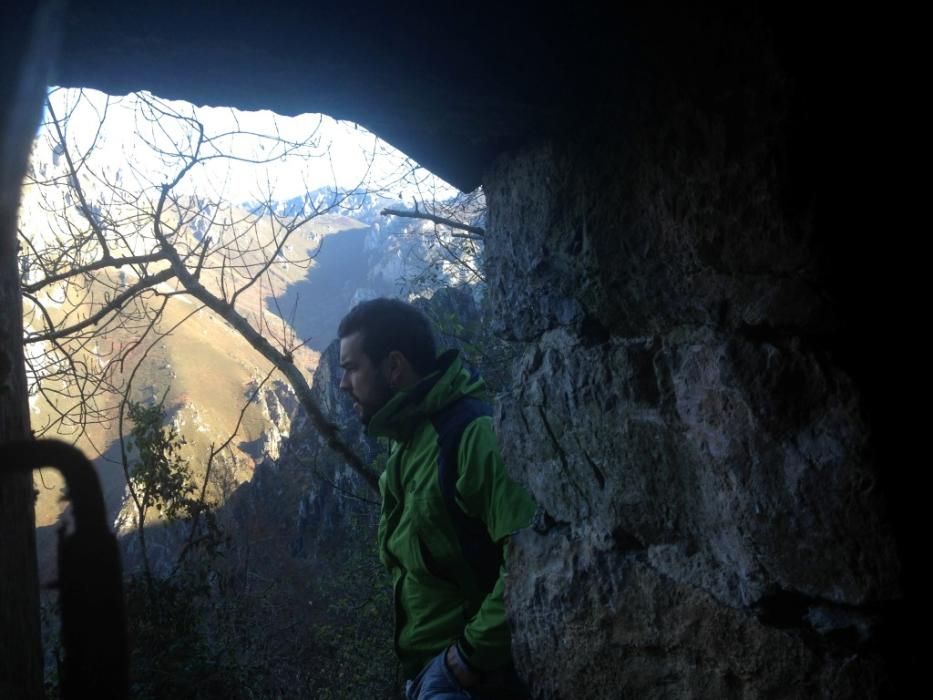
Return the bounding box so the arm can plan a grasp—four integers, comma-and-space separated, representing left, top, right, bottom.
40, 87, 460, 206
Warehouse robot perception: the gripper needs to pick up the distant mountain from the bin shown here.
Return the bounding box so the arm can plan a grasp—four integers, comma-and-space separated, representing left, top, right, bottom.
263, 188, 481, 351
256, 188, 400, 222
19, 94, 478, 569
24, 178, 478, 584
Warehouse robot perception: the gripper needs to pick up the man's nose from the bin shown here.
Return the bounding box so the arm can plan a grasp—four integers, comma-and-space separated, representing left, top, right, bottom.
339, 371, 350, 391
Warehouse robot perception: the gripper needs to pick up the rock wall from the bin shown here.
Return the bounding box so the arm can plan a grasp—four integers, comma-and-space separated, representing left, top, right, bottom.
485, 15, 903, 699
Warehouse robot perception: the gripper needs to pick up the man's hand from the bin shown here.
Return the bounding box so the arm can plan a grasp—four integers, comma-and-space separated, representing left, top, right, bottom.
445, 644, 481, 688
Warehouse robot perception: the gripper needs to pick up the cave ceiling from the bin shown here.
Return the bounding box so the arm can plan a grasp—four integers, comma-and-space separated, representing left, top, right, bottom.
53, 1, 630, 191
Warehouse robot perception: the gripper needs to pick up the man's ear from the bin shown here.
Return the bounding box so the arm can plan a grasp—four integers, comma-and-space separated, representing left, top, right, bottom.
384, 350, 406, 388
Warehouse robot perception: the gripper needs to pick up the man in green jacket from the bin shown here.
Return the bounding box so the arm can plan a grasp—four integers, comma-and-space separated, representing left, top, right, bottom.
337, 298, 535, 699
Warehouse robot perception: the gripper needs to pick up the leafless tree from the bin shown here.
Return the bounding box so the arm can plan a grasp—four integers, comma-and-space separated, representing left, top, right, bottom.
19, 88, 382, 493
381, 173, 486, 294
377, 183, 518, 387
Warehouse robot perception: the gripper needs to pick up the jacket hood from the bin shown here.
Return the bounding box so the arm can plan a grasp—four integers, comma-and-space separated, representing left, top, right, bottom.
366, 349, 485, 443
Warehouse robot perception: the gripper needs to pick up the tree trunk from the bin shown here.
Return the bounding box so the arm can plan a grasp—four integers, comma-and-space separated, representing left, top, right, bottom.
1, 2, 63, 698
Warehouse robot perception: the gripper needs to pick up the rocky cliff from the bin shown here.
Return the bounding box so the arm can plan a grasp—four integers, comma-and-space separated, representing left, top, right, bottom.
485, 19, 905, 700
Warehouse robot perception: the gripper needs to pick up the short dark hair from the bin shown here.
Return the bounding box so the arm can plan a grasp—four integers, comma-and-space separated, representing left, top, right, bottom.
338, 298, 437, 375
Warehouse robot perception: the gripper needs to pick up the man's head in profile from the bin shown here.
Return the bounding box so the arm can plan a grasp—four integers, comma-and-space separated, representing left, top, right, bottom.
337, 298, 437, 425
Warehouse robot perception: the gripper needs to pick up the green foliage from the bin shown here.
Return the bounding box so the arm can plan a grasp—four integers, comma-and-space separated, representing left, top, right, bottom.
127, 400, 196, 522
39, 596, 63, 700
125, 573, 248, 700
269, 448, 399, 698
43, 406, 403, 699
425, 299, 518, 394
302, 508, 398, 699
123, 412, 399, 699
122, 400, 243, 698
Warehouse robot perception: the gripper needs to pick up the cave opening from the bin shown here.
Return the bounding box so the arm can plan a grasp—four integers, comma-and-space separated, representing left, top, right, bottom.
2, 2, 918, 698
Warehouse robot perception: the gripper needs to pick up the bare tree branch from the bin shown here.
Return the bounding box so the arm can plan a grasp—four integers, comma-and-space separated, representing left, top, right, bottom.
381, 207, 485, 238
20, 88, 393, 497
149, 202, 378, 492
46, 97, 112, 259
24, 268, 175, 343
21, 251, 164, 293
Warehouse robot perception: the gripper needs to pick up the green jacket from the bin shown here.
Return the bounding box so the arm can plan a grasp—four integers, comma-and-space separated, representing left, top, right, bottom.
368, 350, 535, 678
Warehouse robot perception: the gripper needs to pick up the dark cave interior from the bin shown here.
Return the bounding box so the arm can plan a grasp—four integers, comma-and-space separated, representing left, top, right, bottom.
2, 2, 919, 697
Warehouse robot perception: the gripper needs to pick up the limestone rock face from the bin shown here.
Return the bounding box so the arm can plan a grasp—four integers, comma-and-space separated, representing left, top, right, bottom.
500, 326, 897, 609
485, 36, 901, 698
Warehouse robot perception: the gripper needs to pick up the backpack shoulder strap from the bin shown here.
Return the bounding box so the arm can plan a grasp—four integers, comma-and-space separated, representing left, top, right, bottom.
430, 396, 503, 594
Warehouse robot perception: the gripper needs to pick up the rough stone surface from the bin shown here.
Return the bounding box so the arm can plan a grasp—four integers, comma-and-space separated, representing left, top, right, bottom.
500, 326, 898, 611
486, 24, 902, 699
508, 530, 887, 700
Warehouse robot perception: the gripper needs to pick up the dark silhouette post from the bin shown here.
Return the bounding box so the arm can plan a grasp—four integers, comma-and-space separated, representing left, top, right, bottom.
3, 441, 128, 700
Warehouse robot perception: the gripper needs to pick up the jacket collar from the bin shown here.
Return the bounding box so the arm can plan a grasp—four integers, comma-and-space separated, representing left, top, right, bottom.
366, 349, 478, 443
